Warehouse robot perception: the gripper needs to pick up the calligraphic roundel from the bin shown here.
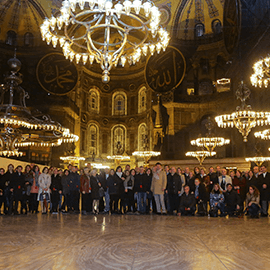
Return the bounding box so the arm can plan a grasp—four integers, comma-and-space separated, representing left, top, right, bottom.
145, 46, 186, 93
37, 53, 78, 95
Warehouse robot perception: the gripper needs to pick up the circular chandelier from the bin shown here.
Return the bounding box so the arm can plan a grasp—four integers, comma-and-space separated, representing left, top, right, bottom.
0, 55, 78, 157
250, 56, 270, 88
60, 156, 85, 161
191, 117, 230, 153
245, 157, 270, 167
215, 81, 270, 142
132, 150, 160, 165
40, 0, 170, 83
254, 129, 270, 140
185, 151, 216, 165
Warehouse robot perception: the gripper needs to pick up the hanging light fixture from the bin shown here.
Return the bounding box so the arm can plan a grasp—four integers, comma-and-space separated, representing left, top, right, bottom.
245, 157, 270, 167
0, 55, 78, 157
215, 81, 270, 142
40, 0, 170, 83
185, 151, 216, 165
191, 117, 230, 153
132, 150, 160, 166
250, 56, 270, 88
107, 154, 130, 166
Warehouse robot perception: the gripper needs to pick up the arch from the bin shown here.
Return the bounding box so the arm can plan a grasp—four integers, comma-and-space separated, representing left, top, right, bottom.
112, 91, 127, 116
24, 32, 34, 46
6, 30, 17, 46
194, 23, 205, 38
87, 123, 99, 157
111, 124, 127, 155
212, 19, 222, 35
88, 88, 100, 114
138, 86, 147, 113
138, 123, 148, 151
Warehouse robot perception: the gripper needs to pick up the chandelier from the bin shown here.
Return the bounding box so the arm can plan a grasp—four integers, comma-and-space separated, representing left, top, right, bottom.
185, 151, 216, 165
40, 0, 170, 83
0, 55, 78, 157
250, 56, 270, 88
60, 156, 85, 161
245, 157, 270, 167
255, 129, 270, 140
191, 117, 230, 153
107, 154, 130, 166
132, 150, 160, 166
215, 81, 270, 142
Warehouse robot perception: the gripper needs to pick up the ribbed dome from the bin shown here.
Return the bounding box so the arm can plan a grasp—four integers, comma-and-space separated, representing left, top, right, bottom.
173, 0, 224, 41
0, 0, 50, 46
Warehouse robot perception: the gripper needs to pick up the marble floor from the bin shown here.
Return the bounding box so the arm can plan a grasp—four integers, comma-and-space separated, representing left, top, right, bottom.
0, 213, 270, 270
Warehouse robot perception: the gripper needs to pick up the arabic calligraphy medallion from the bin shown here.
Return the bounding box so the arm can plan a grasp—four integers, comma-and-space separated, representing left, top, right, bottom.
145, 46, 186, 93
37, 53, 78, 95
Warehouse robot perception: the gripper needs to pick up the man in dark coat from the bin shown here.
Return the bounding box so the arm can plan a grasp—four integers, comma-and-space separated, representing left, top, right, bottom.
258, 165, 270, 217
178, 185, 196, 216
224, 183, 241, 216
208, 166, 218, 192
193, 178, 208, 216
69, 166, 80, 213
166, 167, 182, 215
0, 168, 5, 215
50, 168, 62, 213
9, 166, 25, 215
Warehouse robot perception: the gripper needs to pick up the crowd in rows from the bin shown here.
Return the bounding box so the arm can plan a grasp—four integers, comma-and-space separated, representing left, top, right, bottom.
0, 162, 269, 218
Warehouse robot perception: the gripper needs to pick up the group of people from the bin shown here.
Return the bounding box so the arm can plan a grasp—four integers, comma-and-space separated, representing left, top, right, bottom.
0, 162, 269, 219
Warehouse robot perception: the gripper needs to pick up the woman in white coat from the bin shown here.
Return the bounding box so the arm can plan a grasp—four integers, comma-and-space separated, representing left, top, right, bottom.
38, 167, 51, 214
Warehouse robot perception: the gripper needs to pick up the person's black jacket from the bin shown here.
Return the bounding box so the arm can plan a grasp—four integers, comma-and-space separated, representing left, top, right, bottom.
90, 175, 105, 200
50, 174, 62, 192
0, 174, 5, 192
166, 173, 182, 194
246, 176, 260, 192
224, 189, 241, 207
97, 174, 107, 192
134, 173, 148, 192
69, 172, 80, 191
208, 172, 218, 191
10, 172, 25, 196
178, 193, 196, 211
193, 183, 209, 202
107, 174, 122, 195
258, 173, 270, 201
187, 176, 196, 193
145, 174, 152, 192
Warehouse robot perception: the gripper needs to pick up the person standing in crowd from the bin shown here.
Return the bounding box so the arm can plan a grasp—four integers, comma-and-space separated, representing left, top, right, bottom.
183, 167, 190, 186
258, 165, 270, 217
103, 168, 110, 214
80, 167, 91, 215
50, 168, 62, 214
124, 169, 135, 213
134, 166, 147, 214
30, 165, 40, 213
151, 162, 167, 215
208, 166, 218, 192
194, 178, 208, 216
145, 168, 154, 214
209, 183, 225, 217
218, 168, 232, 192
90, 169, 105, 215
115, 166, 126, 214
166, 167, 182, 215
246, 170, 257, 191
229, 170, 235, 180
224, 183, 241, 216
233, 170, 246, 207
164, 165, 171, 214
69, 166, 80, 213
38, 167, 51, 214
199, 168, 211, 194
246, 185, 260, 218
9, 166, 25, 215
22, 165, 33, 214
108, 169, 121, 214
187, 171, 195, 192
194, 167, 200, 179
216, 166, 222, 177
61, 169, 70, 213
178, 185, 196, 216
0, 168, 5, 215
3, 164, 14, 215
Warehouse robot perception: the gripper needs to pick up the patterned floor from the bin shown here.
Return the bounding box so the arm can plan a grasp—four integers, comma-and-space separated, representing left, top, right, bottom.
0, 213, 270, 269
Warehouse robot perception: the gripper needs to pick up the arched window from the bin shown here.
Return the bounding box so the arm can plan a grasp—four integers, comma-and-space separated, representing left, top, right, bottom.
87, 123, 99, 157
88, 88, 100, 113
212, 19, 222, 35
24, 32, 34, 46
195, 23, 204, 38
138, 87, 147, 113
111, 125, 126, 155
6, 31, 17, 46
138, 123, 148, 151
112, 91, 127, 116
